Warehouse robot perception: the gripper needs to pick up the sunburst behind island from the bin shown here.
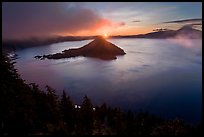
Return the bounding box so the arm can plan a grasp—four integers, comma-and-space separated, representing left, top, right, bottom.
103, 33, 108, 38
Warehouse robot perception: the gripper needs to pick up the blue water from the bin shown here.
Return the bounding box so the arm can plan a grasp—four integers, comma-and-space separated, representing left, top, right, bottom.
14, 38, 202, 124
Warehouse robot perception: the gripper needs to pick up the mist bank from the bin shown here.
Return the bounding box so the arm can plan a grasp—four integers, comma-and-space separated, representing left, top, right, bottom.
2, 36, 96, 52
3, 26, 201, 52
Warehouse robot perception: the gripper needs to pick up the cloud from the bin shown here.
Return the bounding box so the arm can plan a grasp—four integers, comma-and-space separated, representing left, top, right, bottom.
132, 20, 141, 23
160, 18, 202, 31
163, 18, 202, 24
115, 22, 126, 26
2, 2, 124, 40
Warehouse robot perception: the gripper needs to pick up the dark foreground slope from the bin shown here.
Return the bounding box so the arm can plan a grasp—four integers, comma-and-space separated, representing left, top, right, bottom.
35, 37, 126, 60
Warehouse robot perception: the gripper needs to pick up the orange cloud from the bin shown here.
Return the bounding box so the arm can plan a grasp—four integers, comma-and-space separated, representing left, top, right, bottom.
74, 18, 125, 36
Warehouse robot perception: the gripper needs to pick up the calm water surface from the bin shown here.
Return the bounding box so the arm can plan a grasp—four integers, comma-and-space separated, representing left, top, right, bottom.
14, 38, 202, 123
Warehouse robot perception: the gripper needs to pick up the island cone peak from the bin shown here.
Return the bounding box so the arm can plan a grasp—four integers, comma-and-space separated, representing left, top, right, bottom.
35, 36, 126, 60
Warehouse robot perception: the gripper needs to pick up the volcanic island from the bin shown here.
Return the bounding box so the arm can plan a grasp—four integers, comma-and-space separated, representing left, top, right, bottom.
35, 36, 126, 60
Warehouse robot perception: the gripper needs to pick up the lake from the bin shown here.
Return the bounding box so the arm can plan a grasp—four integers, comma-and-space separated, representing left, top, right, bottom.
14, 38, 202, 124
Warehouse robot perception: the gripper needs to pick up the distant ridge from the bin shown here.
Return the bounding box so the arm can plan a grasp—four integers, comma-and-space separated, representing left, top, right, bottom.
111, 26, 202, 39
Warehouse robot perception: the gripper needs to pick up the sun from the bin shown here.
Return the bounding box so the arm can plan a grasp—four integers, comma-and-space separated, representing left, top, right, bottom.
103, 33, 108, 38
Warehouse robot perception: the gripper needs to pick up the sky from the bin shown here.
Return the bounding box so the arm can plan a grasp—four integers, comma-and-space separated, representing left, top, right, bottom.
2, 2, 202, 40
